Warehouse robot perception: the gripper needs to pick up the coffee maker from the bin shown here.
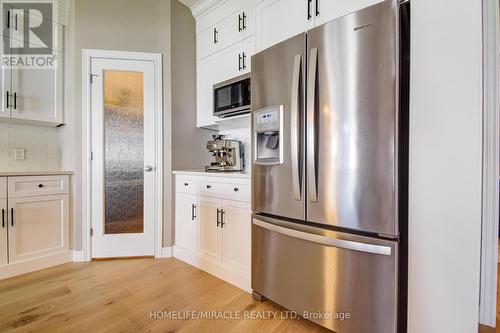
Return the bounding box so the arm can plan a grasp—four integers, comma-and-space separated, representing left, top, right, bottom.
205, 135, 244, 172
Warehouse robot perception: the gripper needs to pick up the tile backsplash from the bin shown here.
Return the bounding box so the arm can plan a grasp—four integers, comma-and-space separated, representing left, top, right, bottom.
0, 123, 60, 172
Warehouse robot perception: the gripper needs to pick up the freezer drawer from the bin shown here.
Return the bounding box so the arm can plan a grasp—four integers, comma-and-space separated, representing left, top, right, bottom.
252, 214, 398, 333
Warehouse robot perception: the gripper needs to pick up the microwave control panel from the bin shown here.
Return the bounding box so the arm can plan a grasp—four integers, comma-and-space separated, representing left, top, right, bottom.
254, 106, 282, 133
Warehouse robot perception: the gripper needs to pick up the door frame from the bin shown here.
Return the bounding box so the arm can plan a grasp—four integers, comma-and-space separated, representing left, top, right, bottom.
479, 0, 499, 327
81, 49, 163, 261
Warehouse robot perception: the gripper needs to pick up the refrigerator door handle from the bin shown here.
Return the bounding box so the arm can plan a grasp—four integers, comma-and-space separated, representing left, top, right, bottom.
291, 54, 302, 201
253, 219, 392, 256
307, 48, 318, 202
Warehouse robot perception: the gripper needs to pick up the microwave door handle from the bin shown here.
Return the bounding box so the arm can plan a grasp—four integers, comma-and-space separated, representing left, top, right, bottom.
307, 48, 318, 202
291, 54, 302, 201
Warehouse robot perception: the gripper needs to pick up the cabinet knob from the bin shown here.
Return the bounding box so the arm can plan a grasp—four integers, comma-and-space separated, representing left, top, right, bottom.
206, 185, 211, 189
234, 187, 239, 192
184, 182, 189, 186
38, 184, 44, 188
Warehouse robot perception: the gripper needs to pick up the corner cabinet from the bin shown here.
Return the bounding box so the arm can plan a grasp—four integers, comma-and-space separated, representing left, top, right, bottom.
173, 173, 251, 292
0, 1, 64, 126
195, 0, 255, 129
0, 174, 71, 279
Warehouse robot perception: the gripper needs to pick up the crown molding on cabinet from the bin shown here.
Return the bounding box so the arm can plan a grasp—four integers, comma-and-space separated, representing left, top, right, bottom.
188, 0, 225, 19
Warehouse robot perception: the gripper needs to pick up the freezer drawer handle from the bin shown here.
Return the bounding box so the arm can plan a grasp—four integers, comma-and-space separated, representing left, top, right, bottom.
253, 219, 392, 256
290, 53, 302, 201
307, 48, 318, 202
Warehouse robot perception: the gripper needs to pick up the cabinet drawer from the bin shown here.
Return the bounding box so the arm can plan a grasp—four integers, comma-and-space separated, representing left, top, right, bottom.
199, 180, 250, 202
8, 175, 69, 198
176, 176, 198, 194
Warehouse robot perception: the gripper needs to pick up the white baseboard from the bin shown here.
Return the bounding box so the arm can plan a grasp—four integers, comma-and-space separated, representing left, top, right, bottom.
72, 250, 85, 262
158, 247, 173, 258
0, 250, 73, 280
173, 245, 251, 293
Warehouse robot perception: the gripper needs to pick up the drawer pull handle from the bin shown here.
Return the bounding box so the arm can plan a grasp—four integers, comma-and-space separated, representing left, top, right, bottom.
11, 208, 14, 227
206, 185, 211, 189
1, 209, 4, 228
38, 184, 44, 188
234, 188, 239, 192
184, 183, 189, 186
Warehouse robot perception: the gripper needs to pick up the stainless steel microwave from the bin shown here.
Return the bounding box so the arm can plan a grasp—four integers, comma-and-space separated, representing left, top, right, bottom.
213, 73, 251, 118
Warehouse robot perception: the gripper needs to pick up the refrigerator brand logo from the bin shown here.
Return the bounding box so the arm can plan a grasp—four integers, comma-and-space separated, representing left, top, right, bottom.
2, 2, 56, 69
353, 23, 372, 32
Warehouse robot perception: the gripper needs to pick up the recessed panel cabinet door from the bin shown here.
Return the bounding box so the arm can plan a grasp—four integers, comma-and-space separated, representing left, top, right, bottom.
196, 53, 219, 128
255, 0, 310, 52
314, 0, 384, 27
8, 194, 69, 263
222, 200, 251, 275
197, 26, 220, 60
175, 193, 198, 253
0, 197, 7, 265
219, 10, 245, 51
217, 41, 244, 83
198, 196, 222, 263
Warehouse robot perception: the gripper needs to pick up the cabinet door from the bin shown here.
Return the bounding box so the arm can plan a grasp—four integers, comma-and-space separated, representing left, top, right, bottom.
255, 0, 311, 52
222, 200, 251, 275
219, 10, 245, 50
242, 0, 255, 38
8, 194, 69, 263
10, 59, 63, 125
0, 197, 6, 265
196, 53, 219, 128
314, 0, 383, 27
175, 193, 198, 253
0, 2, 12, 119
198, 196, 222, 263
241, 36, 255, 74
197, 25, 220, 60
218, 41, 244, 83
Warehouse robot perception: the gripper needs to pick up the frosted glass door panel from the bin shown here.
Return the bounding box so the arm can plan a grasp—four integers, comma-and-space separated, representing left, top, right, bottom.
103, 70, 144, 234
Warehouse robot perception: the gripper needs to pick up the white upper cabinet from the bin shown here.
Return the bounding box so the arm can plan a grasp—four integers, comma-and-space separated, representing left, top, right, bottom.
313, 0, 384, 27
197, 25, 220, 60
256, 0, 311, 52
196, 52, 219, 128
195, 0, 256, 128
0, 1, 64, 126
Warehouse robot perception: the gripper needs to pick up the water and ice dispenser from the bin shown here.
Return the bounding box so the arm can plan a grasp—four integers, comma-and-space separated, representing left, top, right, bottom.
253, 106, 283, 165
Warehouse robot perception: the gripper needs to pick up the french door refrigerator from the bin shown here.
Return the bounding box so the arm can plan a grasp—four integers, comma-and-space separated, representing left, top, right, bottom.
251, 1, 410, 332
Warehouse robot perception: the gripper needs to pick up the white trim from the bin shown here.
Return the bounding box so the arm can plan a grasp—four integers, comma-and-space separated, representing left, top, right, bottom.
159, 247, 173, 258
189, 0, 224, 18
72, 250, 84, 262
0, 251, 73, 280
81, 49, 163, 262
480, 0, 499, 327
173, 246, 251, 293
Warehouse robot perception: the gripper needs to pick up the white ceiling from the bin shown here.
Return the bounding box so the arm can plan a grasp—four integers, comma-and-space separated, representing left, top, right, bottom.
178, 0, 197, 7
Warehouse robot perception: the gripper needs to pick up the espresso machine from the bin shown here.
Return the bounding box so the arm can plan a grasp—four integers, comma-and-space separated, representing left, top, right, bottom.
205, 135, 244, 172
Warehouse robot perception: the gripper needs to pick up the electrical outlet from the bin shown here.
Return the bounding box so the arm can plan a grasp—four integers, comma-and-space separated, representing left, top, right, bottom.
14, 148, 25, 160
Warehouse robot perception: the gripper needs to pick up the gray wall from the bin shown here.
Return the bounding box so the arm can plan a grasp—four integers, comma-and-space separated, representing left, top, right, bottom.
69, 0, 173, 249
171, 0, 214, 171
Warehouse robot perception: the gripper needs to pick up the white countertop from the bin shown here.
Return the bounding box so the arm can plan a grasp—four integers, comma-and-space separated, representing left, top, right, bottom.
173, 170, 251, 179
0, 171, 75, 176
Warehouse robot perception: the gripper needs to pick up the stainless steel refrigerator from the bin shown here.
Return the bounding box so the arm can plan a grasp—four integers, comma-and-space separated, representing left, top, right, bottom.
251, 1, 410, 332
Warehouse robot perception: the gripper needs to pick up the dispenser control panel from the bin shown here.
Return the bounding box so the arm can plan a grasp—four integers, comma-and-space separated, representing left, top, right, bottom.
254, 106, 281, 133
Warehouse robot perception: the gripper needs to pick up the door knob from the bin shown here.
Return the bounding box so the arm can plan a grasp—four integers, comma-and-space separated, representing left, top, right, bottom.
144, 165, 153, 172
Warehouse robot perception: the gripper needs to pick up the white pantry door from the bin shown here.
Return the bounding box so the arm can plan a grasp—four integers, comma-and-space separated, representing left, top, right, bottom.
90, 57, 156, 258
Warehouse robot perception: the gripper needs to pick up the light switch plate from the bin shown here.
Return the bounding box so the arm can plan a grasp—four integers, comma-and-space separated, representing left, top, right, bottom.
14, 148, 25, 160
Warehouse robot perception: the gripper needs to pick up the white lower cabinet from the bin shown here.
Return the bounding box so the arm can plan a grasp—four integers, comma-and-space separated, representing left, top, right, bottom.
0, 195, 7, 265
0, 175, 70, 278
198, 196, 223, 262
174, 174, 251, 291
8, 194, 69, 263
175, 193, 198, 253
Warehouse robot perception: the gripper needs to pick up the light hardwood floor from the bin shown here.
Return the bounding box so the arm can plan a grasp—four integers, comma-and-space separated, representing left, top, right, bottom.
0, 258, 330, 333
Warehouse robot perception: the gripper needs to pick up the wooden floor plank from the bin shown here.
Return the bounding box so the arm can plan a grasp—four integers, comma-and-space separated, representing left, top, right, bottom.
0, 258, 330, 333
